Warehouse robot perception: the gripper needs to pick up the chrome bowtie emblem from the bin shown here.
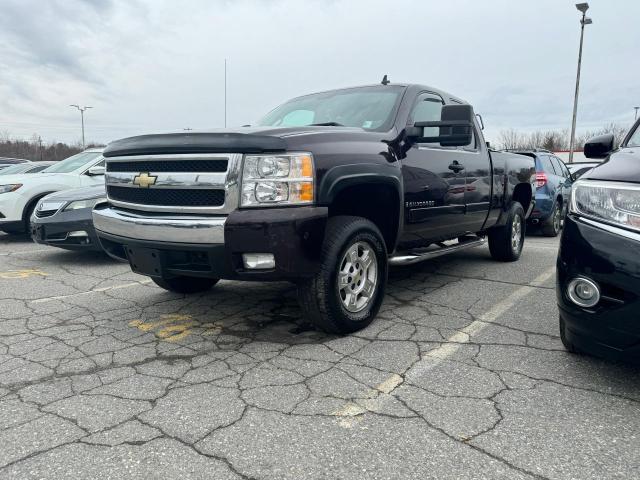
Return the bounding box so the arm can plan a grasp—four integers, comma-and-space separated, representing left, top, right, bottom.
133, 172, 157, 188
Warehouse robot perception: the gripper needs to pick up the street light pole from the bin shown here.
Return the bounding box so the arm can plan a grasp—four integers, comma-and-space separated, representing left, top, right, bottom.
569, 3, 592, 163
69, 105, 93, 149
635, 107, 639, 121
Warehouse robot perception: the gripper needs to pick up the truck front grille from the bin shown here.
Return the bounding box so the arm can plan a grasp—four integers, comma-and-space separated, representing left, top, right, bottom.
107, 159, 228, 173
107, 186, 225, 207
104, 153, 242, 214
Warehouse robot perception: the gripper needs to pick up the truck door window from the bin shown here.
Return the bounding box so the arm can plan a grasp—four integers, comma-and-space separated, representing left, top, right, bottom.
409, 94, 443, 145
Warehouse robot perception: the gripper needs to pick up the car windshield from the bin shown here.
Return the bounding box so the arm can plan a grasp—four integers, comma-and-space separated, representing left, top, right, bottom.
627, 125, 640, 147
42, 151, 102, 174
256, 86, 405, 131
0, 164, 30, 175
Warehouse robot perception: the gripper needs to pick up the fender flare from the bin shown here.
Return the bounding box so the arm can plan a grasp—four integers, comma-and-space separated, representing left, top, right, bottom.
318, 163, 404, 250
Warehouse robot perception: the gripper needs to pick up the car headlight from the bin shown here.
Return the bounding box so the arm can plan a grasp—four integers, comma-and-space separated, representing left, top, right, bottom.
571, 180, 640, 232
63, 197, 107, 211
0, 184, 22, 194
240, 153, 314, 207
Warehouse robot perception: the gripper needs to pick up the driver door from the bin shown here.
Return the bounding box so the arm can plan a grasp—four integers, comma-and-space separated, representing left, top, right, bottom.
399, 93, 466, 248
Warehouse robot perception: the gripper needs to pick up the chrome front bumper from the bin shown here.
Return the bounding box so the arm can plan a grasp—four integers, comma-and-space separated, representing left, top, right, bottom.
92, 206, 225, 244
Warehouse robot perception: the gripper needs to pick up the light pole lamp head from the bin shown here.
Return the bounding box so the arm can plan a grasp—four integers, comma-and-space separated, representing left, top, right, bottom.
582, 17, 593, 25
576, 2, 589, 13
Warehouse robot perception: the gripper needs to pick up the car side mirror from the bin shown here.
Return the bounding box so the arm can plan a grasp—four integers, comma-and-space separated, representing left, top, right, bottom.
86, 165, 105, 176
406, 104, 474, 147
584, 134, 615, 159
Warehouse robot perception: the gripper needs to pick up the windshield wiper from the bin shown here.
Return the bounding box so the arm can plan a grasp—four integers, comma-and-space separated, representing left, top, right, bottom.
309, 122, 345, 127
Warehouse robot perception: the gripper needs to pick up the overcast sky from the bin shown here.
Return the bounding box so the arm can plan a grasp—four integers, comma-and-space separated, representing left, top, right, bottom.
1, 0, 638, 146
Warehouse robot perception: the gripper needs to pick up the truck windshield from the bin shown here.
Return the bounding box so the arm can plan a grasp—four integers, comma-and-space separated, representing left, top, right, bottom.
257, 86, 404, 131
42, 151, 102, 174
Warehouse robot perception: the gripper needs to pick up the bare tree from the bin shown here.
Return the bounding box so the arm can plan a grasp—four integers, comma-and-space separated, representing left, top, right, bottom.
497, 123, 627, 151
0, 132, 104, 162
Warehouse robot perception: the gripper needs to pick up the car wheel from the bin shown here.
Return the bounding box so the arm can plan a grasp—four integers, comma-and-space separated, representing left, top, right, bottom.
152, 276, 219, 294
488, 202, 525, 262
541, 200, 562, 237
559, 316, 581, 354
297, 216, 388, 334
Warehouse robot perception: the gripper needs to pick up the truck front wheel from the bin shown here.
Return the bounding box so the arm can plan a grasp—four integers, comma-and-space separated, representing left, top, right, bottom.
297, 216, 388, 334
152, 276, 219, 294
488, 202, 525, 262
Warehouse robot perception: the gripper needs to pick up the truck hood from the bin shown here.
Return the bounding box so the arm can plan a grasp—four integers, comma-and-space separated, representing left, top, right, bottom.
103, 126, 366, 157
583, 148, 640, 183
41, 184, 106, 202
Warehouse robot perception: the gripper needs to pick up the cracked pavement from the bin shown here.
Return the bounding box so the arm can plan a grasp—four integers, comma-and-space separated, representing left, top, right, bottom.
0, 233, 638, 479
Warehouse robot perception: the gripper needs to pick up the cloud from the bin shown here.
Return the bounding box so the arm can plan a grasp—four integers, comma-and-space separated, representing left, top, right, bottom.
1, 0, 638, 144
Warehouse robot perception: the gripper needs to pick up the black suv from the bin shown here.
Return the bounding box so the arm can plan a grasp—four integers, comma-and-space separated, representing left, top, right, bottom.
558, 122, 640, 360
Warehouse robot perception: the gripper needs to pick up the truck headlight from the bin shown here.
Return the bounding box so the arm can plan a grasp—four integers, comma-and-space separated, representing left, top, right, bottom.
0, 184, 22, 194
571, 180, 640, 233
241, 153, 314, 207
63, 197, 107, 211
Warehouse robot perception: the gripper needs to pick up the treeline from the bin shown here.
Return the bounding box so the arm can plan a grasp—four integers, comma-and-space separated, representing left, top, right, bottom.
0, 132, 104, 162
496, 123, 628, 151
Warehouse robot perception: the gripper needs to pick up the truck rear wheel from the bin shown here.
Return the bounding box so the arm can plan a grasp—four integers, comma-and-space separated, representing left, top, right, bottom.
488, 202, 525, 262
152, 276, 219, 294
297, 216, 388, 334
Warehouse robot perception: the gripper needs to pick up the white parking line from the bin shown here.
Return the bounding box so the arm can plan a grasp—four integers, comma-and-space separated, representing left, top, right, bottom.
31, 279, 154, 304
333, 266, 557, 425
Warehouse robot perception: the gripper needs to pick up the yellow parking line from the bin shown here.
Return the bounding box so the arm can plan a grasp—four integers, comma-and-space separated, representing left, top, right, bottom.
0, 269, 48, 279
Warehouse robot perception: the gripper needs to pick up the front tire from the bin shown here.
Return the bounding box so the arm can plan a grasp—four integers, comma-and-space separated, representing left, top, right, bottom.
297, 216, 388, 334
152, 276, 219, 294
488, 202, 525, 262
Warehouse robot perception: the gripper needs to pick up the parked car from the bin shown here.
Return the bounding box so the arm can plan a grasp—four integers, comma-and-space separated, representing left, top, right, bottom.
566, 161, 601, 180
0, 148, 104, 234
507, 149, 573, 236
93, 82, 535, 334
0, 161, 56, 175
0, 157, 30, 171
557, 124, 640, 360
31, 185, 106, 251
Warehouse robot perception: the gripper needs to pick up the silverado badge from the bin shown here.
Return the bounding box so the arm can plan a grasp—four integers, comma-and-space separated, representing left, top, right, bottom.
133, 172, 157, 188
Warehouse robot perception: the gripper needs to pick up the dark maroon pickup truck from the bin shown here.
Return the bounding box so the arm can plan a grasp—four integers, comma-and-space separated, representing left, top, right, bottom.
93, 82, 535, 333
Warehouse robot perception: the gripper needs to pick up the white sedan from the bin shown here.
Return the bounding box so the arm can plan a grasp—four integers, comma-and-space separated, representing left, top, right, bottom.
0, 148, 105, 234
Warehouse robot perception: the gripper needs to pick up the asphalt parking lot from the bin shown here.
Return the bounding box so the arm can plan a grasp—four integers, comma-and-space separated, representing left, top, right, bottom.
0, 233, 638, 479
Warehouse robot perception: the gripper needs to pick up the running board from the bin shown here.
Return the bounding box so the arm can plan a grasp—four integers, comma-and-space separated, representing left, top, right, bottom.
388, 237, 486, 266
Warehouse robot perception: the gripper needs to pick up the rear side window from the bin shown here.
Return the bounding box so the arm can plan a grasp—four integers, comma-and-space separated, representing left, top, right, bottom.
550, 157, 568, 177
537, 155, 556, 174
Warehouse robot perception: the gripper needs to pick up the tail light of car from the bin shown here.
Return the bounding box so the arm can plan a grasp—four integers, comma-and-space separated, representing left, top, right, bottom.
535, 172, 548, 188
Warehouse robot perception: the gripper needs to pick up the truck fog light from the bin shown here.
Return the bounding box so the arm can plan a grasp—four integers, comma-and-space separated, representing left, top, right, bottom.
567, 277, 600, 308
67, 231, 88, 237
242, 253, 275, 270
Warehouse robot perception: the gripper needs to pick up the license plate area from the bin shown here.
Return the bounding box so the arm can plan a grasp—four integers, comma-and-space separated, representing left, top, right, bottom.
125, 246, 163, 277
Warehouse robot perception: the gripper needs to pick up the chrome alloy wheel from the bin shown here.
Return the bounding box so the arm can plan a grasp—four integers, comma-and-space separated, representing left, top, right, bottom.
337, 241, 378, 313
511, 214, 522, 252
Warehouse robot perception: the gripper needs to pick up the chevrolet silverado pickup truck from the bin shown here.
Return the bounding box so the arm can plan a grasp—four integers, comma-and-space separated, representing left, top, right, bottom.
93, 83, 535, 333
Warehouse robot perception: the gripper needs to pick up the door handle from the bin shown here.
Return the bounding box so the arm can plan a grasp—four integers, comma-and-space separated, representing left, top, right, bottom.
448, 162, 465, 173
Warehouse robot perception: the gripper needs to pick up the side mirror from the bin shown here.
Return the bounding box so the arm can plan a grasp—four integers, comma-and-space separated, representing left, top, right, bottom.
584, 134, 615, 159
86, 165, 105, 176
406, 104, 474, 147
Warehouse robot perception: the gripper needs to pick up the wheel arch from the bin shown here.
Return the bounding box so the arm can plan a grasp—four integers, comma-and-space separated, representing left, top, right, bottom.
319, 164, 403, 253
